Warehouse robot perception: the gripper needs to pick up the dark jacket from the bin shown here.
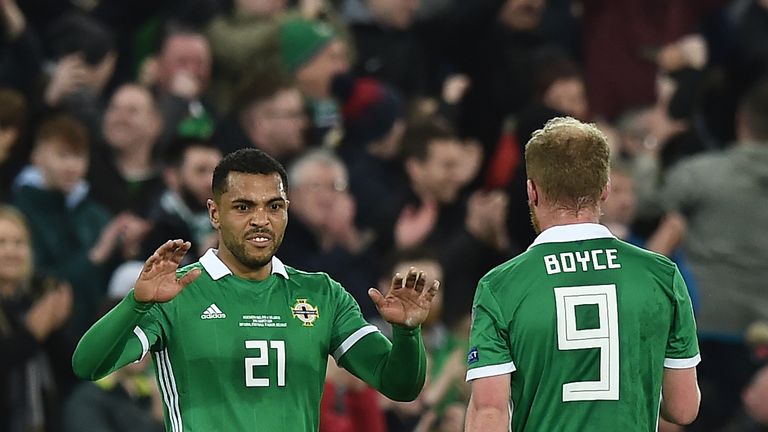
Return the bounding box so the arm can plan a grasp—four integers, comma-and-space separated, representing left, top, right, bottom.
13, 170, 113, 335
0, 276, 77, 432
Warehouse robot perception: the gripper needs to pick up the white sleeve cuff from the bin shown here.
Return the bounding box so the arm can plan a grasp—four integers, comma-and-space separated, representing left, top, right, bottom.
664, 353, 701, 369
466, 361, 516, 381
133, 326, 150, 363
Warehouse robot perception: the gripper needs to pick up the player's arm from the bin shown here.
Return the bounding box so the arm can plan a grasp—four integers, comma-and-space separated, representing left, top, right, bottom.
72, 291, 157, 380
72, 240, 200, 380
337, 322, 427, 402
660, 367, 700, 425
660, 265, 701, 425
466, 374, 510, 432
464, 278, 515, 431
335, 269, 439, 401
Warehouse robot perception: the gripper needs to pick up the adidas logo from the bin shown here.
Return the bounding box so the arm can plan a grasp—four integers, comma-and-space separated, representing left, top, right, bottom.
201, 303, 227, 319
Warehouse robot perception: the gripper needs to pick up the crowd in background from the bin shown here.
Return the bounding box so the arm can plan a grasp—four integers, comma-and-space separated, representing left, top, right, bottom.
1, 0, 768, 431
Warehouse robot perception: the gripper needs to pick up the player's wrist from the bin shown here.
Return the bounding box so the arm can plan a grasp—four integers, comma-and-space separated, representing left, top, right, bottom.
392, 323, 421, 336
128, 289, 155, 311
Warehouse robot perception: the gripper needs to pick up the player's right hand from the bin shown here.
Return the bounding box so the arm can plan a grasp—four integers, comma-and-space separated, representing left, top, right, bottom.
134, 239, 201, 303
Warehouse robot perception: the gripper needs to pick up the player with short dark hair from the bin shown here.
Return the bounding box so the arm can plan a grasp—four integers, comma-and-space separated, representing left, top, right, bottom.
73, 148, 440, 431
465, 117, 700, 431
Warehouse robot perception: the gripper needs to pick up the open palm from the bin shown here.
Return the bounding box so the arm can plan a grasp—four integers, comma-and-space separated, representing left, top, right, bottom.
369, 268, 440, 328
134, 239, 201, 303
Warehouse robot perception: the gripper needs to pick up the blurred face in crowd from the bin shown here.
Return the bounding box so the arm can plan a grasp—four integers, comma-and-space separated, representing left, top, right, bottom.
289, 160, 348, 229
32, 139, 89, 194
157, 34, 212, 94
602, 170, 636, 226
209, 172, 289, 270
296, 39, 350, 99
104, 85, 162, 151
745, 366, 768, 425
0, 214, 32, 289
235, 0, 287, 16
407, 139, 467, 204
498, 0, 545, 31
367, 0, 420, 30
543, 77, 589, 121
244, 88, 307, 159
178, 146, 222, 209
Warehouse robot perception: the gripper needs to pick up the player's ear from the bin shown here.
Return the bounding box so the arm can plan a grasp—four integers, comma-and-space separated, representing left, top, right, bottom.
601, 180, 610, 203
526, 179, 539, 206
207, 198, 220, 229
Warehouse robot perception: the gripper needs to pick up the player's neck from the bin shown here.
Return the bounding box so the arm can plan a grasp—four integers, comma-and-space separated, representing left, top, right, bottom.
216, 246, 272, 281
535, 206, 602, 233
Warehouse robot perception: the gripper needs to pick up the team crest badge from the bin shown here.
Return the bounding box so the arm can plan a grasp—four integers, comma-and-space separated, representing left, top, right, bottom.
291, 299, 319, 327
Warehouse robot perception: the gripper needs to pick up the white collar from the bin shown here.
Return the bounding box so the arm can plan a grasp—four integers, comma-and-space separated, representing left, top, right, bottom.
528, 223, 615, 250
199, 248, 289, 280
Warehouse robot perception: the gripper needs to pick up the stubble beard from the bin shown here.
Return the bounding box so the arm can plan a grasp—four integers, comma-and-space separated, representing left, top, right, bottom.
528, 202, 542, 235
221, 229, 282, 270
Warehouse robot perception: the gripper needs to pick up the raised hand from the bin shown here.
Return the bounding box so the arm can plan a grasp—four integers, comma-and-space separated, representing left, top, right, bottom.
368, 268, 440, 329
134, 239, 201, 303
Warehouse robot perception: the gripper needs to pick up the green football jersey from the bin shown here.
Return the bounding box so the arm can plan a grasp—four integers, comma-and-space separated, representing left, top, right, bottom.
466, 224, 700, 431
132, 249, 377, 431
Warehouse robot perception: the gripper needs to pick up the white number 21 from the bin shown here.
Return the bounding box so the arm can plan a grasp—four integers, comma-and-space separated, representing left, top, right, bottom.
554, 284, 619, 401
245, 340, 286, 387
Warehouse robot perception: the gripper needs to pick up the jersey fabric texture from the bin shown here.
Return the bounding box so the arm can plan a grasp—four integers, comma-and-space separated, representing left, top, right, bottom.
466, 223, 700, 431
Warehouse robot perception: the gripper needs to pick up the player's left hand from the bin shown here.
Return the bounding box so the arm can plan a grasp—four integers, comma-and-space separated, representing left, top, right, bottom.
368, 268, 440, 329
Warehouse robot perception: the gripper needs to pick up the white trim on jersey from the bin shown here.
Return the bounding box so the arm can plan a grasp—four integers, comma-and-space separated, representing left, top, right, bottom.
528, 223, 616, 250
200, 249, 289, 280
664, 354, 701, 369
133, 326, 149, 363
333, 325, 380, 361
465, 361, 517, 382
156, 350, 183, 432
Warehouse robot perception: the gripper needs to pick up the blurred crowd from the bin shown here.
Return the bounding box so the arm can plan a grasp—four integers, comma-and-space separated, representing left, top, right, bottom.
2, 0, 768, 431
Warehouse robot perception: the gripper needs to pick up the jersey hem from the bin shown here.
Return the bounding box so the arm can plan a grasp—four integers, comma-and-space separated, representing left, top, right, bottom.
465, 361, 516, 381
664, 354, 701, 369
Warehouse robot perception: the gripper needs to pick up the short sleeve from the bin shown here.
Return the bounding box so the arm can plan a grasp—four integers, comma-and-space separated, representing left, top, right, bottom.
329, 280, 378, 362
466, 279, 515, 381
664, 267, 700, 368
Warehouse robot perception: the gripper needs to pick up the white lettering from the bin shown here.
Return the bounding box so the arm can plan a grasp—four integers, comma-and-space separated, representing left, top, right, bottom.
575, 251, 591, 272
560, 252, 577, 272
591, 250, 607, 270
606, 249, 621, 269
545, 255, 561, 274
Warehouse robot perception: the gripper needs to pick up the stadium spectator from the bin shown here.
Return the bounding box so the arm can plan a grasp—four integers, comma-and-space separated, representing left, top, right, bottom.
12, 114, 138, 335
280, 148, 379, 316
0, 0, 44, 95
333, 75, 406, 250
141, 24, 215, 144
0, 205, 75, 432
398, 117, 509, 324
88, 83, 166, 219
0, 87, 28, 203
651, 78, 768, 431
279, 17, 351, 144
205, 0, 288, 113
141, 137, 222, 264
214, 65, 308, 163
43, 13, 117, 134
